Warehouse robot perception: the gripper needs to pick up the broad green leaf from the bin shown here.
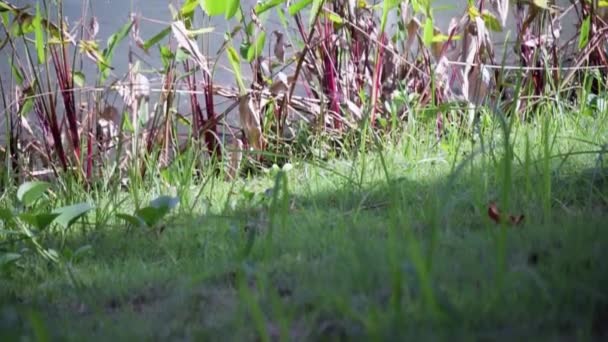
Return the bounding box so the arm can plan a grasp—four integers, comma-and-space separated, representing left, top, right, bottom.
10, 59, 24, 84
482, 11, 502, 32
180, 0, 199, 17
116, 213, 146, 228
468, 5, 480, 18
600, 0, 608, 7
226, 0, 240, 19
532, 0, 549, 9
52, 203, 94, 229
105, 21, 133, 59
101, 21, 133, 81
423, 18, 434, 47
73, 245, 93, 260
135, 207, 168, 227
175, 48, 189, 63
17, 181, 51, 206
0, 2, 16, 12
0, 208, 13, 222
288, 0, 312, 16
227, 45, 246, 93
121, 110, 134, 133
159, 45, 175, 69
18, 97, 34, 117
579, 16, 590, 49
326, 12, 344, 24
19, 213, 59, 230
33, 3, 45, 64
0, 253, 21, 267
255, 0, 284, 15
247, 31, 266, 62
72, 71, 85, 87
143, 26, 171, 52
200, 0, 227, 16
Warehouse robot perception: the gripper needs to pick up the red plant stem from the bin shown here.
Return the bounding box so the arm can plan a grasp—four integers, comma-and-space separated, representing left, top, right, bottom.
204, 70, 220, 159
320, 20, 341, 130
37, 95, 68, 170
86, 129, 93, 182
51, 46, 80, 162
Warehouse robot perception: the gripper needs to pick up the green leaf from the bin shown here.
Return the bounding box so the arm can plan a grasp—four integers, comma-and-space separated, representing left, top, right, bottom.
101, 21, 133, 81
17, 181, 51, 206
325, 12, 344, 24
105, 21, 133, 60
10, 59, 24, 84
255, 0, 284, 15
19, 213, 59, 230
180, 0, 199, 17
0, 253, 21, 267
0, 208, 14, 222
18, 97, 34, 117
579, 16, 590, 49
482, 11, 502, 32
0, 2, 17, 12
33, 3, 45, 64
52, 203, 94, 229
72, 71, 85, 87
288, 0, 312, 16
116, 213, 147, 228
227, 45, 246, 93
143, 26, 171, 52
73, 245, 93, 260
135, 207, 168, 227
159, 45, 175, 69
423, 18, 434, 47
226, 0, 241, 19
532, 0, 549, 10
246, 31, 266, 62
200, 0, 227, 16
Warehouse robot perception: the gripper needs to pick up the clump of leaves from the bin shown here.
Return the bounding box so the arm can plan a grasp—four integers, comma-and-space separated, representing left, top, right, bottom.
0, 181, 94, 270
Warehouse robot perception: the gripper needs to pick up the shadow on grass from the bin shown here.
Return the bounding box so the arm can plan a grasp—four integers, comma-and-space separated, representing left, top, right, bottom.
2, 160, 608, 341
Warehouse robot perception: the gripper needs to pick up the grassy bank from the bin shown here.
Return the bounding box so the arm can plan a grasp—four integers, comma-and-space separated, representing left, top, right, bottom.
2, 0, 608, 340
1, 111, 607, 341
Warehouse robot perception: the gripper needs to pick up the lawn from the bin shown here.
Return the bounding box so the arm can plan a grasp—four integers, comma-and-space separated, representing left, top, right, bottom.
1, 113, 607, 341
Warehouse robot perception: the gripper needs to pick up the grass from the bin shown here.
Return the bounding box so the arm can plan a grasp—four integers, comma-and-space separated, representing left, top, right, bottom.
1, 110, 607, 341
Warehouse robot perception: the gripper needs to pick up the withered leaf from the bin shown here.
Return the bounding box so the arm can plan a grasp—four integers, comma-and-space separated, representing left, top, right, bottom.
171, 20, 210, 77
238, 94, 264, 151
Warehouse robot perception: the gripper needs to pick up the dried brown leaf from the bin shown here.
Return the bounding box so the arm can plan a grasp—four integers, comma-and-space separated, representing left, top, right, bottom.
405, 18, 420, 54
346, 100, 362, 121
88, 16, 99, 39
273, 31, 285, 63
238, 94, 264, 151
171, 20, 210, 77
491, 0, 509, 27
269, 72, 291, 95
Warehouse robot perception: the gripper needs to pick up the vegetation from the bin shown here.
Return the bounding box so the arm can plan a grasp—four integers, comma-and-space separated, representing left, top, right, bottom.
0, 0, 607, 340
